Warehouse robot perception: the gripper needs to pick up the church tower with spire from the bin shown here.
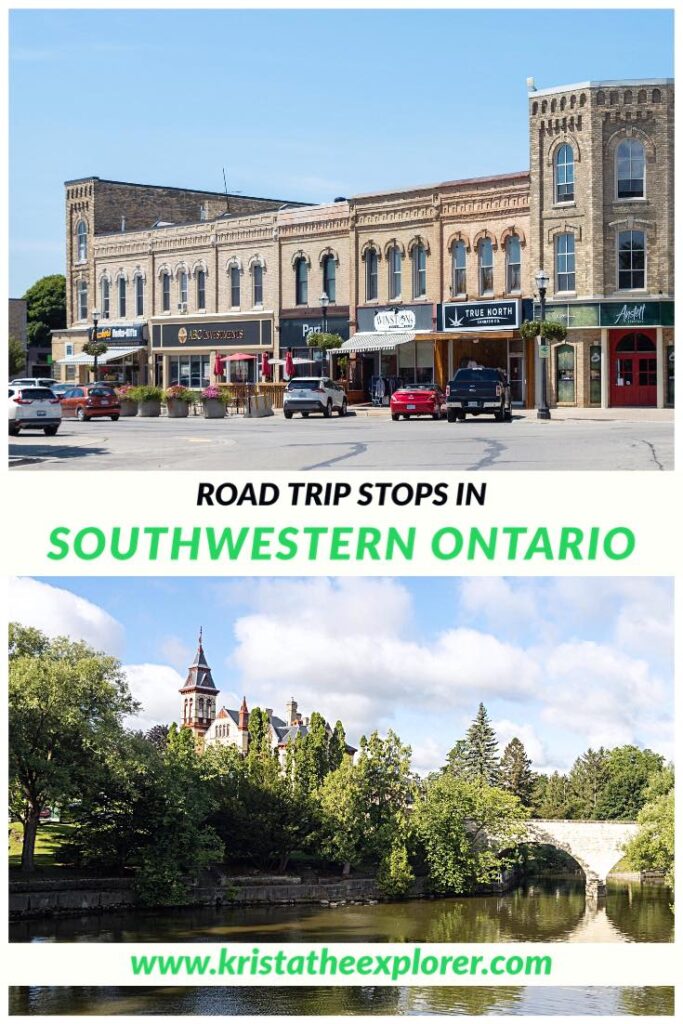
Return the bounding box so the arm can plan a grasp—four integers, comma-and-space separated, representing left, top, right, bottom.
179, 628, 219, 745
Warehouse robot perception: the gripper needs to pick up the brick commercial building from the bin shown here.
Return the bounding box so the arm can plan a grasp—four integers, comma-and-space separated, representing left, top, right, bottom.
52, 78, 674, 408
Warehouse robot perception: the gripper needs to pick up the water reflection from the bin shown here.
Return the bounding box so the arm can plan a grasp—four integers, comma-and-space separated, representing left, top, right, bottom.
8, 985, 675, 1016
10, 880, 674, 946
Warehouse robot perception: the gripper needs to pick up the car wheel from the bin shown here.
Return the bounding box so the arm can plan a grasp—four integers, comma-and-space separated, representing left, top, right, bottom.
504, 408, 513, 422
76, 407, 88, 422
458, 411, 467, 421
44, 425, 59, 436
324, 400, 332, 418
302, 412, 310, 418
447, 408, 457, 423
284, 410, 293, 420
111, 415, 119, 422
391, 413, 399, 422
9, 424, 19, 436
339, 399, 347, 417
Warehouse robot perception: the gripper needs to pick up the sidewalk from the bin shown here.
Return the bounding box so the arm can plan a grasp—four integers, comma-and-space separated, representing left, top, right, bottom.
272, 405, 675, 422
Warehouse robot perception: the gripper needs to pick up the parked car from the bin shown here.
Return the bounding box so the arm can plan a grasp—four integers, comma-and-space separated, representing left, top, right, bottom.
10, 377, 60, 389
446, 367, 512, 422
8, 385, 62, 436
283, 378, 347, 418
59, 385, 121, 421
50, 382, 73, 398
390, 383, 445, 421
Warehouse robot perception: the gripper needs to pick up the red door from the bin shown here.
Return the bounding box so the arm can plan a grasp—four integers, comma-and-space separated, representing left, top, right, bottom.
610, 331, 657, 407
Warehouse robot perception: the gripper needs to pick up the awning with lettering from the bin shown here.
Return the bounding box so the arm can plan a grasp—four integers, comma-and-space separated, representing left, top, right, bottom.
56, 346, 145, 365
338, 331, 416, 353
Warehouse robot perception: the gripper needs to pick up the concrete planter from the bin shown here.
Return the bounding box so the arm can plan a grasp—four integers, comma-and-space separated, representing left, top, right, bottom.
167, 398, 190, 419
202, 399, 225, 419
138, 399, 161, 418
119, 398, 138, 417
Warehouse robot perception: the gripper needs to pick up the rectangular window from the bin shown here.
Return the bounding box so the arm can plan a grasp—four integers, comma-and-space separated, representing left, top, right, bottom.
179, 272, 188, 307
323, 258, 336, 303
197, 271, 206, 309
101, 280, 110, 319
135, 276, 144, 316
389, 248, 402, 300
78, 283, 88, 321
555, 233, 576, 292
118, 277, 126, 318
65, 342, 74, 357
412, 247, 426, 299
231, 267, 240, 307
366, 251, 378, 301
618, 230, 646, 289
452, 246, 466, 295
169, 354, 211, 389
162, 274, 170, 312
253, 265, 263, 306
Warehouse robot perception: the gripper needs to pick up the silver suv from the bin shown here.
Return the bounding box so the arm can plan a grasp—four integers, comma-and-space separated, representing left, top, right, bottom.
283, 378, 348, 419
8, 385, 62, 436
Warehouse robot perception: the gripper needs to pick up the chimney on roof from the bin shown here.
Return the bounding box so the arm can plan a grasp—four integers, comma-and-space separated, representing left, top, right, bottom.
286, 698, 298, 726
265, 708, 273, 721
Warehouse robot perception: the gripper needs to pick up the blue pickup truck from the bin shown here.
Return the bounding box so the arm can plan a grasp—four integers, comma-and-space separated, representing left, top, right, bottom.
445, 367, 512, 423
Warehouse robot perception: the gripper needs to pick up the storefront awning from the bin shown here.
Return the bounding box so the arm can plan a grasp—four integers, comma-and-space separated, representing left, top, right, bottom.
56, 346, 146, 365
339, 331, 416, 354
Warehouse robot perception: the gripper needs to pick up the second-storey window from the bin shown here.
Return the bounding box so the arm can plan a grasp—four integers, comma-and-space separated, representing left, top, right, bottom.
179, 271, 188, 308
230, 266, 240, 307
322, 254, 336, 302
616, 140, 645, 199
197, 270, 206, 309
76, 220, 87, 261
555, 232, 576, 292
618, 230, 646, 289
101, 278, 110, 319
388, 245, 402, 300
365, 249, 378, 301
162, 272, 170, 312
77, 280, 88, 321
295, 258, 308, 305
478, 238, 493, 294
252, 264, 263, 306
118, 277, 126, 318
412, 243, 427, 298
135, 276, 144, 316
452, 241, 466, 295
554, 144, 575, 203
506, 235, 521, 293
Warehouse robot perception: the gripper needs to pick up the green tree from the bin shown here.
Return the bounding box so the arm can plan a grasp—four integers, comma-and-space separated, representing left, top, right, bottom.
566, 748, 610, 818
415, 774, 525, 894
499, 737, 535, 808
534, 772, 571, 819
444, 738, 469, 778
355, 730, 417, 865
328, 720, 347, 772
623, 769, 674, 890
317, 755, 366, 874
377, 841, 414, 897
9, 623, 138, 873
145, 724, 170, 751
22, 274, 66, 350
464, 704, 500, 785
9, 338, 25, 377
596, 745, 665, 820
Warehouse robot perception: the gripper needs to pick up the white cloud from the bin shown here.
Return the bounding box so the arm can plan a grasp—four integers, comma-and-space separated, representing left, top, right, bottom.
494, 719, 553, 772
9, 577, 123, 655
123, 663, 185, 732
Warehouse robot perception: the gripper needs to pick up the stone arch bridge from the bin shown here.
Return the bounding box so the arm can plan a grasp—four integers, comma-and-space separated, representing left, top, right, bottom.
521, 820, 639, 898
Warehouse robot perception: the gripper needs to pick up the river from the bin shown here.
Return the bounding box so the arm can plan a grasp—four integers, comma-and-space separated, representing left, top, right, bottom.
10, 879, 674, 1016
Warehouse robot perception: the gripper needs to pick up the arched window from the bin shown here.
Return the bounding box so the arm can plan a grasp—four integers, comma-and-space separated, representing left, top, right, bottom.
555, 233, 576, 292
179, 271, 188, 308
412, 243, 426, 298
322, 254, 336, 302
76, 220, 87, 261
77, 280, 88, 321
478, 238, 493, 294
555, 144, 575, 203
618, 230, 646, 289
197, 270, 206, 309
101, 278, 110, 319
365, 249, 378, 301
295, 257, 308, 305
230, 266, 240, 307
452, 241, 466, 295
388, 244, 402, 300
118, 277, 126, 318
161, 272, 170, 312
183, 699, 188, 722
506, 235, 521, 293
198, 697, 204, 718
135, 275, 144, 316
616, 140, 645, 199
556, 344, 575, 403
252, 264, 263, 306
188, 698, 193, 719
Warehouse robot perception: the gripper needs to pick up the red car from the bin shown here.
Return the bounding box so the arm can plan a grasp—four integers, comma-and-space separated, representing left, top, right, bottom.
390, 383, 445, 421
59, 385, 121, 421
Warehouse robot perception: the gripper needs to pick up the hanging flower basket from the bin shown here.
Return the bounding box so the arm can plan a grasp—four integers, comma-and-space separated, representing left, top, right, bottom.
519, 320, 568, 344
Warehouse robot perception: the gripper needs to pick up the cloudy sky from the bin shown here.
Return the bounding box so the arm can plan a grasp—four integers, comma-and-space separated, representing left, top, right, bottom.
9, 576, 673, 775
9, 8, 672, 293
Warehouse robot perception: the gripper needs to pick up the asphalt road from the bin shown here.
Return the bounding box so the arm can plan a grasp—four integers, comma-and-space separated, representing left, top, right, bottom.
8, 411, 674, 472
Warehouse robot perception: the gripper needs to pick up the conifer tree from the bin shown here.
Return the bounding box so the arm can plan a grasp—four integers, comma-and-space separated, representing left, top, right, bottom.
328, 720, 347, 772
445, 738, 470, 778
499, 737, 535, 807
464, 703, 500, 785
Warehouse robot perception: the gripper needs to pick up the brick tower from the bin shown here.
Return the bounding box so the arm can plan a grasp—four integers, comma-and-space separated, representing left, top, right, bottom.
179, 628, 219, 745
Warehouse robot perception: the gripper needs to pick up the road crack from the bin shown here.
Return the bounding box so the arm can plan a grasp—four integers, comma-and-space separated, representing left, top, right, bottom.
641, 439, 664, 471
468, 438, 507, 471
301, 442, 368, 470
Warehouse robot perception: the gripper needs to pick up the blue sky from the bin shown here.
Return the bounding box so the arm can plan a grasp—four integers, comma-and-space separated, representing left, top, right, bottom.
9, 8, 673, 295
10, 576, 674, 775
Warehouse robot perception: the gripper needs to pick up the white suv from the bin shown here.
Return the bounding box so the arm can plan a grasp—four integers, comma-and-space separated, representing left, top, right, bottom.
8, 385, 62, 436
10, 377, 60, 389
283, 378, 348, 419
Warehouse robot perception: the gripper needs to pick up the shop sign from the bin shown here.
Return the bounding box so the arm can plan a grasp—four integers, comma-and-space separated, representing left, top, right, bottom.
539, 344, 550, 358
152, 319, 272, 349
357, 304, 433, 333
440, 299, 520, 332
94, 323, 147, 345
279, 316, 350, 347
599, 301, 671, 328
539, 301, 675, 329
533, 303, 600, 328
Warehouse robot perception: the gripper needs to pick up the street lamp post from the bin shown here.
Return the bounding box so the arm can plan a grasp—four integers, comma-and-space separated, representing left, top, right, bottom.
534, 270, 551, 420
319, 292, 329, 373
91, 308, 101, 383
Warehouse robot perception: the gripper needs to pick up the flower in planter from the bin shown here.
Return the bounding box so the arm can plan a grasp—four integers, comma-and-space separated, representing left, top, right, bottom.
201, 385, 221, 400
165, 385, 196, 402
115, 384, 135, 398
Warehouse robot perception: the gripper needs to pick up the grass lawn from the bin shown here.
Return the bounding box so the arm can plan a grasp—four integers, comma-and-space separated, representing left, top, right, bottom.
8, 822, 76, 870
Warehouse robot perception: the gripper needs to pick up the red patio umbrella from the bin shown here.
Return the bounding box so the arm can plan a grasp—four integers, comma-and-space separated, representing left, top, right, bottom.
284, 350, 294, 379
213, 354, 225, 377
261, 352, 270, 379
225, 352, 257, 361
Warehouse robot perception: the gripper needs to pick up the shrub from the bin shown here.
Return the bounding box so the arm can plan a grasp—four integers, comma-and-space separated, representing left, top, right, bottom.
377, 842, 414, 897
115, 384, 136, 398
129, 385, 164, 403
165, 385, 196, 403
519, 320, 568, 343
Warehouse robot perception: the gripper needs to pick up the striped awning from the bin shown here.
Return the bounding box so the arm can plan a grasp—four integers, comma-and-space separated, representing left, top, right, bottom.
56, 346, 145, 365
338, 331, 416, 354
